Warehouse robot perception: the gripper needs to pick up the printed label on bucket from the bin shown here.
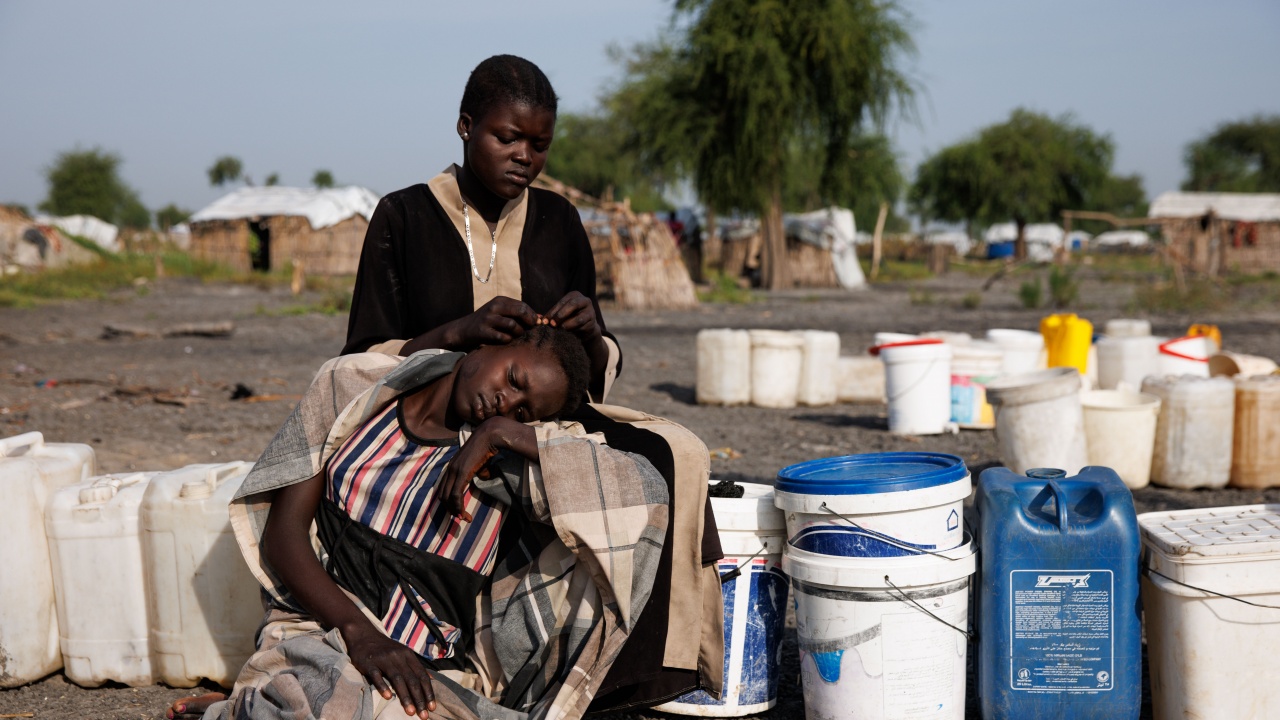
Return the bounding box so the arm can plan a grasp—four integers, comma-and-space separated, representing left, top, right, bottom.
1009, 569, 1114, 694
951, 375, 995, 427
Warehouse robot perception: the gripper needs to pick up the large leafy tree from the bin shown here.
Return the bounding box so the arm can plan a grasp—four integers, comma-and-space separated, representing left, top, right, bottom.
312, 170, 335, 189
910, 110, 1130, 258
155, 203, 191, 231
614, 0, 915, 288
1182, 115, 1280, 193
542, 111, 671, 211
39, 147, 151, 229
784, 131, 906, 229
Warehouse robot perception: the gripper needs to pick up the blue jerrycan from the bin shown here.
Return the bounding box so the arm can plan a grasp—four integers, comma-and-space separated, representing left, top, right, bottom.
975, 466, 1141, 720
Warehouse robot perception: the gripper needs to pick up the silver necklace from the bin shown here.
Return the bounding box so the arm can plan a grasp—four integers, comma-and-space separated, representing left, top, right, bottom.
461, 200, 497, 284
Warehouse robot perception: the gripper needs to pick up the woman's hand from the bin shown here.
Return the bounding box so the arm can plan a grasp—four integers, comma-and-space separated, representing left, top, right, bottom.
545, 291, 603, 345
447, 297, 537, 347
439, 417, 537, 521
344, 623, 436, 719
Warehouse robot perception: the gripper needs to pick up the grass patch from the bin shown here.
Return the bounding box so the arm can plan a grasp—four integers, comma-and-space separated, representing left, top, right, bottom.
1048, 265, 1079, 308
0, 249, 322, 307
909, 288, 936, 306
1130, 280, 1227, 314
697, 271, 755, 304
863, 259, 933, 282
959, 291, 982, 310
1018, 277, 1044, 309
265, 288, 354, 317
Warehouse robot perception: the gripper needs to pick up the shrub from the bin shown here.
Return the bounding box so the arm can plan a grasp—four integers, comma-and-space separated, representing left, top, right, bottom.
1048, 265, 1079, 308
1018, 277, 1043, 309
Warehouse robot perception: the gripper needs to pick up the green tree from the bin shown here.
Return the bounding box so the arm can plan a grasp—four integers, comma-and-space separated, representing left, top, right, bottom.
265, 173, 280, 187
1182, 115, 1280, 192
910, 110, 1123, 259
207, 156, 244, 187
155, 203, 191, 231
543, 111, 671, 211
613, 0, 916, 288
39, 147, 151, 229
785, 132, 906, 230
312, 170, 335, 188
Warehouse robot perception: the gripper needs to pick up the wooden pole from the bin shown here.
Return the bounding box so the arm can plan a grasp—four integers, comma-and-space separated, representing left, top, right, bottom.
869, 202, 888, 281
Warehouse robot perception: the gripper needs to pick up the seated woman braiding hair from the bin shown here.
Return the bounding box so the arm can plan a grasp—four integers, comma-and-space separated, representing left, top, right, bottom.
168, 325, 677, 720
336, 53, 726, 715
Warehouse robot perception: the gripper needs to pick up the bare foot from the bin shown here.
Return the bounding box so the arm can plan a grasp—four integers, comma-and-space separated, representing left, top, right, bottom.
166, 692, 227, 719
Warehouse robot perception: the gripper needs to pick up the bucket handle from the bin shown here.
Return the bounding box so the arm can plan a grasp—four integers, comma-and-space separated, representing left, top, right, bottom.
819, 503, 965, 562
1142, 561, 1280, 611
883, 575, 977, 642
868, 338, 944, 356
719, 543, 769, 584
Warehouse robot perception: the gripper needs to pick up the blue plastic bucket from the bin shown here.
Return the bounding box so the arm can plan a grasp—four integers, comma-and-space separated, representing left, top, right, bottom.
774, 453, 971, 557
988, 241, 1015, 259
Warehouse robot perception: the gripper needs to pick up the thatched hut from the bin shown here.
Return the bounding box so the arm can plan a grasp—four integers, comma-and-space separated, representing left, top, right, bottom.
532, 177, 698, 310
188, 186, 379, 274
1149, 192, 1280, 276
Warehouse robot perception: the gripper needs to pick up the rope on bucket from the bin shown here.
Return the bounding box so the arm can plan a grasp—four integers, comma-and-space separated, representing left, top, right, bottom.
1143, 565, 1280, 610
818, 503, 965, 562
882, 575, 976, 643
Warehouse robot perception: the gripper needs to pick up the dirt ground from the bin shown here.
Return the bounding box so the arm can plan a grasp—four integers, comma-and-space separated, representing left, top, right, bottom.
2, 269, 1278, 719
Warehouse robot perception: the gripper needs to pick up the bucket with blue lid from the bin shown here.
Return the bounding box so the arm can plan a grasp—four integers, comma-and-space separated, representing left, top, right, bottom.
774, 452, 971, 557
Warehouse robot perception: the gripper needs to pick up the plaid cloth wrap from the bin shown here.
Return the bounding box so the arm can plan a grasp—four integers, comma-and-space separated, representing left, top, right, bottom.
219, 350, 670, 720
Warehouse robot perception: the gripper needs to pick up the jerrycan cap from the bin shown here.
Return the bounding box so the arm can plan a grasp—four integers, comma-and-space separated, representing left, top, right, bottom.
1025, 468, 1067, 479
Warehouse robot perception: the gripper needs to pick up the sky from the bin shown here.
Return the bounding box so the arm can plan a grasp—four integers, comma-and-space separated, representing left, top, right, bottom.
2, 0, 1278, 218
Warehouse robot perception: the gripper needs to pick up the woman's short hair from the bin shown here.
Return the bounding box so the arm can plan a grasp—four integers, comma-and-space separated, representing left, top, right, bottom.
512, 324, 589, 417
459, 55, 558, 122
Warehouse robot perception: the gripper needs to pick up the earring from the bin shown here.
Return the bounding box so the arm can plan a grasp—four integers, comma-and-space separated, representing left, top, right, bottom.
462, 133, 469, 140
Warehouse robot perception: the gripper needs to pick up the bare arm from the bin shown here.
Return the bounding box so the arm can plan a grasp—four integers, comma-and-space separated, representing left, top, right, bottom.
262, 476, 436, 719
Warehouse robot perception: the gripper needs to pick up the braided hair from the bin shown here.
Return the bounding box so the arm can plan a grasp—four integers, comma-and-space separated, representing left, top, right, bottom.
459, 55, 558, 122
511, 325, 590, 417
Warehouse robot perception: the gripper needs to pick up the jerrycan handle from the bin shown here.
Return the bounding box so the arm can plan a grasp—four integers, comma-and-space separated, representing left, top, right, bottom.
0, 431, 44, 457
1026, 468, 1070, 532
180, 462, 247, 500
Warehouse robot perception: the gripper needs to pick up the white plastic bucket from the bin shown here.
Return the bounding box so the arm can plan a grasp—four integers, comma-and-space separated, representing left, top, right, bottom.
697, 329, 752, 406
1081, 390, 1162, 490
1104, 318, 1152, 338
876, 340, 953, 435
1142, 375, 1235, 490
656, 482, 788, 717
1095, 336, 1161, 391
0, 432, 95, 688
796, 330, 841, 407
1158, 336, 1212, 377
836, 356, 885, 404
750, 330, 803, 408
785, 539, 975, 720
874, 332, 919, 347
1139, 505, 1280, 720
774, 453, 970, 557
142, 462, 261, 688
46, 472, 157, 687
985, 368, 1089, 475
950, 341, 1003, 429
986, 329, 1045, 376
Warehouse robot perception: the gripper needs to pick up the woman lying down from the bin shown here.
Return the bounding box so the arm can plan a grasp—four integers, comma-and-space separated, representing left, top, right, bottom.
169, 325, 670, 720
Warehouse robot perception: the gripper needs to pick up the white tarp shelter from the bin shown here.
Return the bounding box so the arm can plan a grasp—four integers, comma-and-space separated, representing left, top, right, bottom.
784, 207, 865, 289
33, 214, 119, 252
1093, 230, 1151, 247
924, 230, 973, 258
1149, 192, 1280, 222
983, 222, 1066, 262
190, 186, 379, 229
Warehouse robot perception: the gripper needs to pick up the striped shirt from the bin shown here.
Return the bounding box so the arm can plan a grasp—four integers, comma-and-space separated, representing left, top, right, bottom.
325, 398, 505, 659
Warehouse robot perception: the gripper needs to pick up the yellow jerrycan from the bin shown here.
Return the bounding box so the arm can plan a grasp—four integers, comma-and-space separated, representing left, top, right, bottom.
1040, 313, 1093, 374
1187, 323, 1222, 353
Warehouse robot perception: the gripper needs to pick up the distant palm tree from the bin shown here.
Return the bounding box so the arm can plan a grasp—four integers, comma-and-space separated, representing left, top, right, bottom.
207, 156, 244, 187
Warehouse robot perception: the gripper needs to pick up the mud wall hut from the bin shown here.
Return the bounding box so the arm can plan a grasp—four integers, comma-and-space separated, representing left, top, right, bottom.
1149, 192, 1280, 276
188, 186, 379, 275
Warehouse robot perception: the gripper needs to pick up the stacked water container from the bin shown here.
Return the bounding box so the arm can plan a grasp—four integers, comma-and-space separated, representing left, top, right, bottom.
775, 453, 976, 720
0, 432, 96, 688
657, 482, 790, 716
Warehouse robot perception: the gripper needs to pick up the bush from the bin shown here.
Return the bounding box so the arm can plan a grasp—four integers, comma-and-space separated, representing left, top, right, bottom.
1048, 265, 1079, 308
697, 270, 754, 304
1018, 277, 1043, 309
960, 291, 982, 310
